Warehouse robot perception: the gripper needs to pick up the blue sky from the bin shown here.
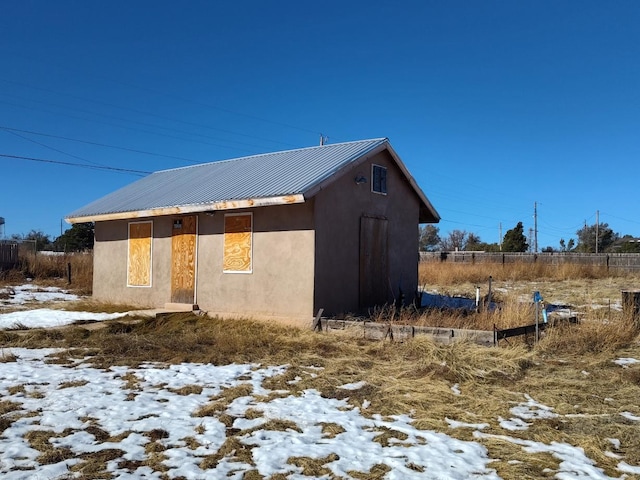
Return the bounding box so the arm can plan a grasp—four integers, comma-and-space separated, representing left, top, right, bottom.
1, 1, 639, 250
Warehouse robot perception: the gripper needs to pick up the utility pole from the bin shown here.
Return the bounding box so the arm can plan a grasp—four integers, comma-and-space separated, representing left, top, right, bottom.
595, 210, 599, 253
528, 228, 534, 252
534, 201, 538, 253
499, 222, 502, 251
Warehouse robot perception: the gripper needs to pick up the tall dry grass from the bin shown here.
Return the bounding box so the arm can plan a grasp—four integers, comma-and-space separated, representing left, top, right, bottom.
1, 252, 93, 293
419, 261, 617, 286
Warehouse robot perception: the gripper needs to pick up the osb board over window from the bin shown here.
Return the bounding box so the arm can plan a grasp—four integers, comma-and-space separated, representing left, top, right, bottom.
128, 221, 152, 287
224, 213, 252, 273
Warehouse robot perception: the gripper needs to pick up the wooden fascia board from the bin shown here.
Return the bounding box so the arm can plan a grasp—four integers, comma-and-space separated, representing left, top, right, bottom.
65, 194, 305, 224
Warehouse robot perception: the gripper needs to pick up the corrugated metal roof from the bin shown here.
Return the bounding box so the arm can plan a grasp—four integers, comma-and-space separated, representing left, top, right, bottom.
66, 138, 440, 222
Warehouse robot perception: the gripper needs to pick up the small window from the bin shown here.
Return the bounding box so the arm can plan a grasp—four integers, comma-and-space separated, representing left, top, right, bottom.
372, 164, 387, 194
223, 213, 253, 273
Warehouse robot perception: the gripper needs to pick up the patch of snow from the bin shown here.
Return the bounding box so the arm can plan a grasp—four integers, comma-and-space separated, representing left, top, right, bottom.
446, 418, 489, 430
0, 308, 129, 330
620, 411, 640, 421
338, 380, 367, 390
607, 438, 621, 449
510, 394, 557, 421
475, 431, 617, 479
498, 416, 530, 431
613, 357, 639, 368
618, 461, 640, 475
0, 284, 79, 307
451, 383, 461, 395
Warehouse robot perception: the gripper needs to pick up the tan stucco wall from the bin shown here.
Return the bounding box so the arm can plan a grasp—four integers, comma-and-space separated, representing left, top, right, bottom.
93, 218, 173, 307
196, 202, 315, 326
93, 202, 316, 326
313, 149, 421, 316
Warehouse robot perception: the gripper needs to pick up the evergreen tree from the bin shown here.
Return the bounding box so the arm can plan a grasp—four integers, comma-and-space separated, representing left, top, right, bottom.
502, 222, 528, 252
54, 223, 95, 252
575, 223, 617, 253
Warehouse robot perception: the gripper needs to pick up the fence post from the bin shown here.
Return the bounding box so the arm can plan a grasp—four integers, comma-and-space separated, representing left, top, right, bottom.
67, 262, 72, 284
622, 290, 640, 331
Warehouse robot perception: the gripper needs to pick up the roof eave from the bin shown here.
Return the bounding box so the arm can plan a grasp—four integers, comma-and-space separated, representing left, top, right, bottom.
65, 194, 305, 224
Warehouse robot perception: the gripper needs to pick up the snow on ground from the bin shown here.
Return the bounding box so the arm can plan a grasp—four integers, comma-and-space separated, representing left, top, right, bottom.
0, 308, 130, 329
1, 349, 639, 479
0, 284, 79, 307
0, 284, 129, 329
1, 349, 501, 480
1, 285, 639, 479
614, 357, 640, 368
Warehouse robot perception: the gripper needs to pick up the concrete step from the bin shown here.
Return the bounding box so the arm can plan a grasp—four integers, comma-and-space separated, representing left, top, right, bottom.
163, 303, 199, 312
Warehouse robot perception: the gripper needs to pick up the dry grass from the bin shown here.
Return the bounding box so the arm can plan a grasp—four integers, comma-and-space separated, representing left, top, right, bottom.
1, 261, 639, 479
419, 261, 619, 286
1, 251, 93, 293
1, 312, 638, 478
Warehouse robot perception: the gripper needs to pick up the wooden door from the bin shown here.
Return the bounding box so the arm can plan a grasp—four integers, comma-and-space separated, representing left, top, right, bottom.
359, 215, 389, 310
171, 215, 197, 304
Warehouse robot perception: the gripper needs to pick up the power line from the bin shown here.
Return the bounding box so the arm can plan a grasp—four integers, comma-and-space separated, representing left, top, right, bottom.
0, 153, 150, 175
0, 78, 308, 148
3, 129, 109, 168
0, 97, 259, 155
600, 212, 640, 227
0, 125, 205, 164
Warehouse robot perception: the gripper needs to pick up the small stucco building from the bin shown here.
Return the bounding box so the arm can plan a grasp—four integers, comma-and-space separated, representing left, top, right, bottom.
66, 138, 439, 326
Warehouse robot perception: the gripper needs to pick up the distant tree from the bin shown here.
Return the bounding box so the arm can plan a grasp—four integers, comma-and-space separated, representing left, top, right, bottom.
559, 238, 576, 252
466, 239, 501, 252
501, 222, 528, 252
465, 233, 482, 250
438, 230, 488, 251
54, 223, 94, 252
25, 230, 51, 251
542, 246, 555, 253
575, 223, 617, 253
419, 225, 441, 251
439, 229, 468, 251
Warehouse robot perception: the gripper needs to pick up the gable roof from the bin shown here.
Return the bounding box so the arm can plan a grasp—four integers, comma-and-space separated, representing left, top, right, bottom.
66, 138, 440, 224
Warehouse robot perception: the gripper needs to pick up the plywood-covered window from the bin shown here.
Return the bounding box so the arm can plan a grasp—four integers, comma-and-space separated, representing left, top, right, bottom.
128, 221, 152, 287
223, 213, 252, 273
